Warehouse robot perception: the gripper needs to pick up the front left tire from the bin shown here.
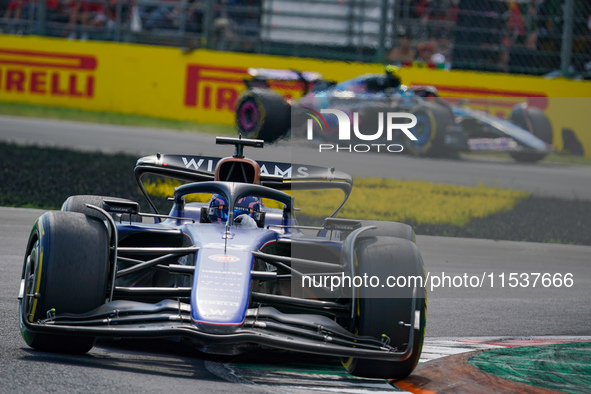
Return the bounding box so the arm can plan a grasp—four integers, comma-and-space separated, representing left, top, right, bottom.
19, 211, 110, 354
235, 88, 291, 143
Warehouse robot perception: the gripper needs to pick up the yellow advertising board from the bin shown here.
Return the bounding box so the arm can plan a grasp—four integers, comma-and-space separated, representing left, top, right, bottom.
1, 35, 590, 156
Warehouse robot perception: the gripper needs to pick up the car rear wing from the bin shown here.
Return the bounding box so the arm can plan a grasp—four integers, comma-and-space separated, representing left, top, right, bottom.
134, 154, 353, 215
244, 68, 335, 95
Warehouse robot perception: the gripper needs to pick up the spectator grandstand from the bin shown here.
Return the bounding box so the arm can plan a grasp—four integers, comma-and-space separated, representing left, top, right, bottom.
0, 0, 589, 79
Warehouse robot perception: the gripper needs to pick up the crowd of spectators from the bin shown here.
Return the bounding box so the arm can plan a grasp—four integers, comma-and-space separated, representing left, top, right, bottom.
387, 28, 451, 69
1, 0, 120, 39
1, 0, 589, 77
388, 0, 590, 76
0, 0, 261, 47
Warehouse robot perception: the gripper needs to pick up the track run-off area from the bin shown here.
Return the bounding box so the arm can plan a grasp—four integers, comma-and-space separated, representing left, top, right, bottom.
1, 115, 591, 200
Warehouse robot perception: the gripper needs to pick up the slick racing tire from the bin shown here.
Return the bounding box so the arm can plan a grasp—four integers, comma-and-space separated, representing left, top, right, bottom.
335, 220, 415, 244
356, 103, 393, 144
343, 236, 426, 380
405, 102, 454, 156
19, 211, 110, 354
508, 105, 553, 163
235, 88, 291, 143
356, 220, 415, 243
62, 195, 142, 223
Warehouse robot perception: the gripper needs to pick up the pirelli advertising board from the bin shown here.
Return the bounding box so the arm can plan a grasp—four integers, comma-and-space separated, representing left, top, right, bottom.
1, 35, 590, 156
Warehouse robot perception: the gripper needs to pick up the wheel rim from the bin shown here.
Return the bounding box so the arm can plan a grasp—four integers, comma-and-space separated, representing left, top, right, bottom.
411, 114, 431, 145
238, 101, 259, 133
21, 239, 41, 324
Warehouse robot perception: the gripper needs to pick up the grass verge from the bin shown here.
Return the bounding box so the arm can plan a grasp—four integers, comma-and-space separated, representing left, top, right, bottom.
0, 101, 235, 135
1, 141, 589, 245
297, 179, 529, 226
114, 175, 530, 226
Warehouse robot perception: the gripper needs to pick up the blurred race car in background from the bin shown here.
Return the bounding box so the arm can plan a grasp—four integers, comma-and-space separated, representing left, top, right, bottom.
235, 67, 554, 163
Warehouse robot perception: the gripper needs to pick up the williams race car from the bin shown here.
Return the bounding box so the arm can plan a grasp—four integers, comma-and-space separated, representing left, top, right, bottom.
19, 136, 426, 380
235, 67, 554, 163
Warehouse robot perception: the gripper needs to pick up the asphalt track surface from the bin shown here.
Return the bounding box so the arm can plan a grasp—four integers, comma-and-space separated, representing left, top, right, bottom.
2, 207, 590, 392
1, 115, 591, 200
1, 116, 590, 391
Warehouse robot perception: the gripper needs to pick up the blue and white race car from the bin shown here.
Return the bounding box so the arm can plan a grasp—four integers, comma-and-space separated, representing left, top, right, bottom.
235, 67, 554, 163
19, 136, 426, 380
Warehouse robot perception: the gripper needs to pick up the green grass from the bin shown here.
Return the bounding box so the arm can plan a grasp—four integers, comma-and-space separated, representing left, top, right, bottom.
297, 179, 529, 226
469, 342, 591, 394
1, 141, 589, 245
0, 101, 235, 136
143, 177, 530, 226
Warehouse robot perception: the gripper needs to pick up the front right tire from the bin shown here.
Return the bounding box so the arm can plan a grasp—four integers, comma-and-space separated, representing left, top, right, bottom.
355, 220, 416, 244
343, 236, 426, 380
509, 105, 553, 163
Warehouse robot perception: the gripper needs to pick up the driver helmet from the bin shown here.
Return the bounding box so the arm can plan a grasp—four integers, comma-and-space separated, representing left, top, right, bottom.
384, 64, 402, 89
208, 194, 260, 224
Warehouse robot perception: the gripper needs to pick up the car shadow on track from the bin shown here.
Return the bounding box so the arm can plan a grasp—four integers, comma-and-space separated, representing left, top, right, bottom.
97, 337, 342, 368
19, 338, 340, 381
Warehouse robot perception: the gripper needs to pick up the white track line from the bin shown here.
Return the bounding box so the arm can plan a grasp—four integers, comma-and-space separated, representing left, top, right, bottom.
420, 336, 591, 362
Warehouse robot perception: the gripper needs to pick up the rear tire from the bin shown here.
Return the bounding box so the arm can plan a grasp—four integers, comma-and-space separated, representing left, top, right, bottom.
19, 211, 110, 354
343, 237, 426, 380
405, 102, 454, 156
62, 195, 141, 222
342, 220, 415, 244
509, 105, 553, 163
235, 88, 291, 143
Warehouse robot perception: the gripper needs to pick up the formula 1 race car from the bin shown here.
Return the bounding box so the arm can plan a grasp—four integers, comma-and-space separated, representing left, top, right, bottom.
18, 136, 426, 380
235, 67, 554, 163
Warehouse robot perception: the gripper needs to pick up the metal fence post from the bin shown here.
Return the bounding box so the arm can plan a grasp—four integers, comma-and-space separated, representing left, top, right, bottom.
202, 0, 215, 49
561, 0, 574, 77
377, 0, 388, 63
114, 0, 122, 42
346, 0, 354, 48
37, 0, 47, 35
179, 0, 187, 47
356, 0, 367, 61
